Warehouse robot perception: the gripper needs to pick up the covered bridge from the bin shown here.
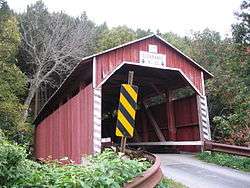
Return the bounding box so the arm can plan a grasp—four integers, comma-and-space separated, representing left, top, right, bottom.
34, 34, 212, 163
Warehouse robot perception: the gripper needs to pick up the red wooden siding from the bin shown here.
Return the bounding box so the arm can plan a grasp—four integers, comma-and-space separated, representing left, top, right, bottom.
35, 84, 93, 163
135, 96, 200, 146
173, 96, 200, 152
174, 96, 199, 127
96, 37, 202, 93
135, 104, 167, 142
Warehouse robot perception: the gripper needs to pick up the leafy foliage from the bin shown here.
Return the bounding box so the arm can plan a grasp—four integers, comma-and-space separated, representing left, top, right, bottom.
96, 25, 137, 51
96, 25, 153, 52
206, 42, 249, 146
0, 0, 31, 144
0, 137, 38, 186
162, 32, 192, 56
0, 135, 151, 188
197, 151, 250, 172
232, 0, 250, 45
162, 28, 249, 146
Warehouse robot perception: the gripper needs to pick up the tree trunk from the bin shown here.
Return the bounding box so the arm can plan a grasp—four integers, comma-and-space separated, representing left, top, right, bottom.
23, 86, 37, 122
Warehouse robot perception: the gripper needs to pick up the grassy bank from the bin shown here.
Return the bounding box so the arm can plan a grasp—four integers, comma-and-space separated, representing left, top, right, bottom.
197, 151, 250, 172
157, 178, 187, 188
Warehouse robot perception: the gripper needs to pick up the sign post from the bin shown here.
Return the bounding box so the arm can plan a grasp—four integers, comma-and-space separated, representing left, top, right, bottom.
116, 71, 138, 152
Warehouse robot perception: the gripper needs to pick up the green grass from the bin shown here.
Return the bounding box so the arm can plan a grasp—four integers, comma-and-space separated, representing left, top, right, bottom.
197, 151, 250, 172
157, 178, 187, 188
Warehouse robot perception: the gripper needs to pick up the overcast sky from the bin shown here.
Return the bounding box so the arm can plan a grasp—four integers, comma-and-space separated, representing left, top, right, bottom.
7, 0, 242, 37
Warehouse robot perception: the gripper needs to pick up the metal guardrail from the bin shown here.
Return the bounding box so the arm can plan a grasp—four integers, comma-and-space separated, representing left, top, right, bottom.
205, 141, 250, 157
123, 150, 163, 188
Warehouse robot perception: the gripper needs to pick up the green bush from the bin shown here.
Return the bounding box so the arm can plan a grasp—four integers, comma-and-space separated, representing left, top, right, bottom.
197, 151, 250, 172
213, 114, 250, 146
0, 139, 40, 187
18, 149, 151, 187
0, 136, 151, 188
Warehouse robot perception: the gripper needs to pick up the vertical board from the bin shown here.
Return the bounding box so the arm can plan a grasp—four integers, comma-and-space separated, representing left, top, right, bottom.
166, 91, 176, 141
173, 95, 200, 152
93, 87, 102, 154
58, 103, 64, 158
174, 96, 199, 126
35, 83, 93, 164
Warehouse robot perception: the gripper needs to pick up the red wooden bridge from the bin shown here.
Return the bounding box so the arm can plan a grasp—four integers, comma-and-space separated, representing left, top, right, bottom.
34, 34, 214, 163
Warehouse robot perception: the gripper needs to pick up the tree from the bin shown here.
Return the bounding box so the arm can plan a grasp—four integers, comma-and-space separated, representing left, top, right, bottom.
162, 32, 192, 56
162, 28, 249, 145
0, 0, 10, 21
205, 0, 250, 145
232, 0, 250, 45
189, 29, 222, 69
0, 0, 29, 144
96, 26, 154, 52
190, 30, 249, 145
209, 43, 249, 145
19, 1, 97, 120
96, 25, 136, 51
232, 0, 250, 89
135, 28, 153, 38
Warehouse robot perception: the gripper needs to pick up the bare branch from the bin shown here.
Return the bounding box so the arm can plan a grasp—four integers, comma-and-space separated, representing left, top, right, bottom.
20, 7, 96, 120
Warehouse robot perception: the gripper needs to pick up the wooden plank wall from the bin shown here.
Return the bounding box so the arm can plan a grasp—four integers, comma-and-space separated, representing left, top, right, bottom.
136, 104, 167, 142
173, 96, 200, 152
135, 95, 200, 152
35, 83, 93, 164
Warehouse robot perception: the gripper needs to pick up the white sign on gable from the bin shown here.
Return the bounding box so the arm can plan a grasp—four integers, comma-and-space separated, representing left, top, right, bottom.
139, 51, 166, 68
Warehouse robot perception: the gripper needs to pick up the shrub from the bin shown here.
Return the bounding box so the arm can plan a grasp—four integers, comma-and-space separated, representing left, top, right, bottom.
197, 151, 250, 172
0, 136, 151, 188
213, 115, 250, 146
0, 139, 40, 187
18, 149, 151, 187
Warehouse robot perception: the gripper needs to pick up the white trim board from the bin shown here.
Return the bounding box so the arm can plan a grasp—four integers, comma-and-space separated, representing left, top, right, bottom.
80, 34, 213, 78
97, 61, 202, 96
127, 141, 202, 146
93, 88, 102, 154
93, 57, 97, 88
97, 62, 125, 88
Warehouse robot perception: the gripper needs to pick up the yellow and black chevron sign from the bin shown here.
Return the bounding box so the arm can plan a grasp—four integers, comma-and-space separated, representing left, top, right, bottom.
116, 84, 138, 138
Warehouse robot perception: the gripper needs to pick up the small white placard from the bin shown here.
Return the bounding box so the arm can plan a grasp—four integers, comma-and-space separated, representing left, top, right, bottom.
139, 51, 166, 67
148, 44, 158, 53
101, 137, 111, 143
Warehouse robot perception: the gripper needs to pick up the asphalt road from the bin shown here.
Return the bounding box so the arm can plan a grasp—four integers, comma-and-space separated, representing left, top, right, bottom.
158, 154, 250, 188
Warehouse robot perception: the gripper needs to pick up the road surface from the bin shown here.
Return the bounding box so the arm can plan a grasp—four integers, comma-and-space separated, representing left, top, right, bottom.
158, 154, 250, 188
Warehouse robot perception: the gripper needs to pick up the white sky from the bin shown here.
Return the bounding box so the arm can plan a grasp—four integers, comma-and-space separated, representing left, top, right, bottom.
7, 0, 242, 37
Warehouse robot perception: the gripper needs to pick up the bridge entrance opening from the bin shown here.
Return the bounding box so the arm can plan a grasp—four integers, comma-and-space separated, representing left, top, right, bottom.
100, 63, 205, 153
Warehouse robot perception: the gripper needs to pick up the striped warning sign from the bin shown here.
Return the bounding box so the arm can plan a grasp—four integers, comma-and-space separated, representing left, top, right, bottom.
116, 84, 138, 138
